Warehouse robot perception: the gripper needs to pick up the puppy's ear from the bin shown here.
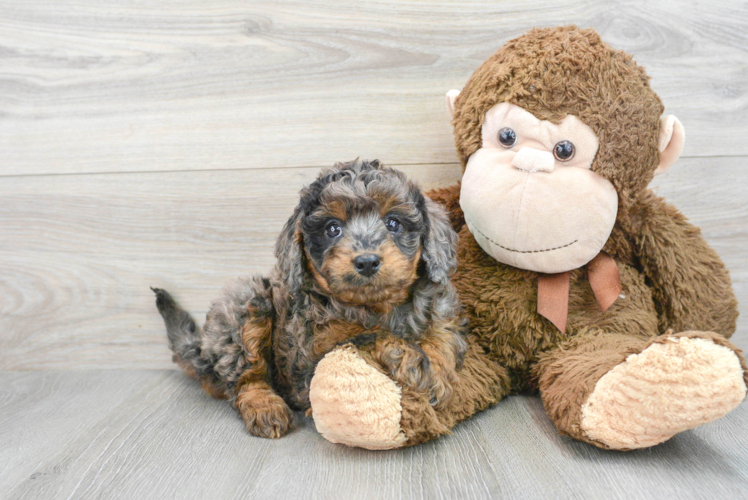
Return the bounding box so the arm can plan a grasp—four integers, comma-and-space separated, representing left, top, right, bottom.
275, 206, 305, 292
422, 197, 458, 284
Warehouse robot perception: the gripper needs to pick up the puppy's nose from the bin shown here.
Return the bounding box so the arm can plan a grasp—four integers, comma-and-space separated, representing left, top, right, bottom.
511, 147, 555, 173
353, 254, 381, 277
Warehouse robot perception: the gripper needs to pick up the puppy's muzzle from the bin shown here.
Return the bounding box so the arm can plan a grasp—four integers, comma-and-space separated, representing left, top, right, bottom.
353, 254, 381, 277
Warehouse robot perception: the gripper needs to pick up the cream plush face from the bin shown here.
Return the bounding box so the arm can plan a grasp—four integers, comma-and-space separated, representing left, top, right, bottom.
459, 102, 618, 274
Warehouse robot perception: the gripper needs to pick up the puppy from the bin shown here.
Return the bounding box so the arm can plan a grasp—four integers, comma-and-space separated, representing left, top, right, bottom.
153, 159, 467, 439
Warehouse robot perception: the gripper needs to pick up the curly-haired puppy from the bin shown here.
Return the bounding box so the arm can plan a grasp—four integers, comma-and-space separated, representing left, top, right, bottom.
153, 159, 466, 439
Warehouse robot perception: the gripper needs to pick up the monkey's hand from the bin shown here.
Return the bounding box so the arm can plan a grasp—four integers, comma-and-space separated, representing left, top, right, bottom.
631, 190, 738, 337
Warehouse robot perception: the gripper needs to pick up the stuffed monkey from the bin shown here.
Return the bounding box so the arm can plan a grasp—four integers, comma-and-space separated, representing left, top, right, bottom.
308, 26, 747, 450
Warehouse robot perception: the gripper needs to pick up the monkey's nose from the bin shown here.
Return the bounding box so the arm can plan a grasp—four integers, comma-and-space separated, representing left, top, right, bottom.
353, 254, 381, 277
511, 147, 555, 173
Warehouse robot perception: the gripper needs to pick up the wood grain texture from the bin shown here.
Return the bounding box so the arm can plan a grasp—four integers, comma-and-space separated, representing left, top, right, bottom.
0, 163, 461, 369
0, 0, 747, 176
0, 371, 746, 499
1, 159, 746, 370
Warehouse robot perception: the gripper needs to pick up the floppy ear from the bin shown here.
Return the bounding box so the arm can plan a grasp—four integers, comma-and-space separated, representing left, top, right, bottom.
275, 206, 306, 293
422, 197, 458, 284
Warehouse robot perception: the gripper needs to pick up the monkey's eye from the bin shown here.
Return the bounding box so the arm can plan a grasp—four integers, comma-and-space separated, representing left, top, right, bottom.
326, 221, 342, 238
553, 140, 576, 161
498, 127, 517, 148
385, 217, 401, 233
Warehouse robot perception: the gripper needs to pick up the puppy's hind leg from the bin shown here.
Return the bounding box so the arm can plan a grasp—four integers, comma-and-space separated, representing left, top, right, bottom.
153, 287, 224, 396
234, 294, 293, 439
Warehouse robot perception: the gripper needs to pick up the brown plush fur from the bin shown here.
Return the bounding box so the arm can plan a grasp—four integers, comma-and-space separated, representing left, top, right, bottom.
419, 26, 744, 448
452, 26, 662, 212
533, 332, 652, 446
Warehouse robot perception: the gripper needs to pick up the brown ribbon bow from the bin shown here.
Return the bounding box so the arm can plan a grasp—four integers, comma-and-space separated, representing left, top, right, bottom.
537, 252, 622, 333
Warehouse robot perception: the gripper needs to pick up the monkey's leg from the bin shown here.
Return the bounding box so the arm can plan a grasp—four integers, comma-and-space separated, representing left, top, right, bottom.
309, 337, 510, 449
534, 330, 748, 450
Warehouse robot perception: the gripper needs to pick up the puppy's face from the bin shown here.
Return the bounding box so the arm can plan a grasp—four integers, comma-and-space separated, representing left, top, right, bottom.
299, 167, 427, 306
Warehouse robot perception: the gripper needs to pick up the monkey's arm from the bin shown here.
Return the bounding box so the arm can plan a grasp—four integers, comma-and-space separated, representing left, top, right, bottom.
424, 183, 465, 232
630, 190, 738, 337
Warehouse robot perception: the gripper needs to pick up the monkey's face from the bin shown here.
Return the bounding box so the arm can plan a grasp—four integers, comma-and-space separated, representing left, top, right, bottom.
300, 176, 425, 306
459, 103, 618, 273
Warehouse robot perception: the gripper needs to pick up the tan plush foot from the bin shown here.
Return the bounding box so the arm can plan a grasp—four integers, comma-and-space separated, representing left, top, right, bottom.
581, 336, 747, 449
309, 347, 407, 450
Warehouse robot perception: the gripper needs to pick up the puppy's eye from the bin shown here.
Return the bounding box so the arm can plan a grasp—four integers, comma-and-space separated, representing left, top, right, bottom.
385, 218, 401, 232
326, 222, 342, 238
553, 140, 575, 161
498, 127, 517, 148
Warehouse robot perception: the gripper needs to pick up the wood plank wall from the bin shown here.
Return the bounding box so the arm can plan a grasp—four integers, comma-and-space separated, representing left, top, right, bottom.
2, 0, 747, 370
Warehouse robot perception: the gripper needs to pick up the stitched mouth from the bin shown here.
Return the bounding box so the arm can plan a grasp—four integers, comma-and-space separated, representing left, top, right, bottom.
467, 218, 578, 254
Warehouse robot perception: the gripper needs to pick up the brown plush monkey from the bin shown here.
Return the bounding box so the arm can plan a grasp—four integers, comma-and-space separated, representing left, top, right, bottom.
308, 26, 748, 450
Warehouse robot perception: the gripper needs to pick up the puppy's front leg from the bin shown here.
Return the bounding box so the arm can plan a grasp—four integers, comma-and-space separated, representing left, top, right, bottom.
369, 320, 466, 409
236, 380, 293, 439
417, 320, 467, 409
235, 301, 293, 439
370, 337, 432, 394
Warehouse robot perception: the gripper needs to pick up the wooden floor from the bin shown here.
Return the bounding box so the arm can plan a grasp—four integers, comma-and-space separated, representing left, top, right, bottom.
1, 1, 747, 498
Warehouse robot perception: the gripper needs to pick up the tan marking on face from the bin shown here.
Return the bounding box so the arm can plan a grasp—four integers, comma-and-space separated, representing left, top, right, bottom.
319, 199, 348, 222
372, 190, 404, 217
378, 242, 420, 288
321, 241, 357, 281
306, 251, 334, 295
317, 238, 420, 309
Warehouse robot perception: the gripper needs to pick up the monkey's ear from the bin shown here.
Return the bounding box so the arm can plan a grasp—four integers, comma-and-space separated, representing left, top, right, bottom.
654, 115, 685, 175
422, 197, 458, 284
445, 89, 461, 118
275, 206, 305, 293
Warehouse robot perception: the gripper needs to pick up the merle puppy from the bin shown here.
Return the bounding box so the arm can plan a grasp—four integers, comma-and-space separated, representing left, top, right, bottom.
153, 159, 466, 439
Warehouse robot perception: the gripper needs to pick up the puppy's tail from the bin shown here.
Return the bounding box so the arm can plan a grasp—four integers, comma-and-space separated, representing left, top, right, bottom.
151, 287, 208, 380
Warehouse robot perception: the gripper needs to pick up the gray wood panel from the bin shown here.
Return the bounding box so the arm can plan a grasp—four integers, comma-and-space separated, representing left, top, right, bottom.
0, 0, 747, 176
0, 371, 746, 500
1, 159, 746, 370
0, 163, 461, 369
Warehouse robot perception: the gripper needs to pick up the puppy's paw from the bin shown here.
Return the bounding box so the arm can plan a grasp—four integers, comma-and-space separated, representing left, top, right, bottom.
373, 338, 457, 409
375, 338, 432, 392
424, 366, 456, 410
236, 392, 293, 439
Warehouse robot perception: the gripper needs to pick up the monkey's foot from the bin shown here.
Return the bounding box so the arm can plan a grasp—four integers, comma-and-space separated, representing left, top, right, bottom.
310, 347, 408, 450
580, 334, 747, 449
